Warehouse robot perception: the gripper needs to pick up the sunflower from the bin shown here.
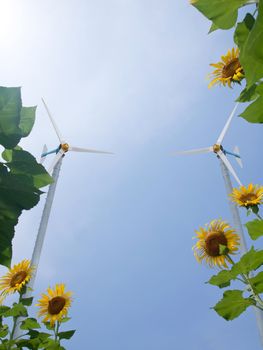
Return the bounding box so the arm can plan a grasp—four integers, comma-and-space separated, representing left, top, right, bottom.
208, 48, 244, 88
37, 284, 72, 326
0, 259, 33, 300
230, 183, 263, 208
193, 219, 240, 268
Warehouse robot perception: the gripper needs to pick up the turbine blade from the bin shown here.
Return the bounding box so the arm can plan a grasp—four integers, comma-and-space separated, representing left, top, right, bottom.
69, 146, 114, 155
40, 144, 48, 164
218, 150, 242, 186
216, 103, 239, 145
233, 146, 243, 168
171, 146, 213, 156
48, 150, 65, 173
41, 98, 64, 143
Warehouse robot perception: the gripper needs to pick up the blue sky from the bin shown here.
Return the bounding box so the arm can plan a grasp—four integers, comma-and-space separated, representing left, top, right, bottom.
0, 0, 263, 349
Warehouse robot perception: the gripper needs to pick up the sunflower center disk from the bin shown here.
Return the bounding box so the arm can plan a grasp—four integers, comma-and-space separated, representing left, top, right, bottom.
10, 271, 27, 287
205, 231, 227, 257
240, 193, 258, 204
48, 296, 66, 315
222, 58, 241, 79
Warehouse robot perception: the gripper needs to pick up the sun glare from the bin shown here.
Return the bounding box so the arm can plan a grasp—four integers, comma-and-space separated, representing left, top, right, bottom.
0, 1, 20, 47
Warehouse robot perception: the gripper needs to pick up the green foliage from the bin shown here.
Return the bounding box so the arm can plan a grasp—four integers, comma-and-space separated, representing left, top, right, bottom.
58, 330, 75, 340
21, 297, 34, 306
213, 290, 255, 320
239, 83, 263, 123
245, 219, 263, 240
0, 87, 35, 149
232, 247, 263, 275
191, 1, 263, 123
209, 247, 263, 290
191, 0, 248, 29
250, 271, 263, 294
239, 2, 263, 87
20, 318, 41, 330
3, 303, 28, 317
0, 292, 75, 349
208, 269, 233, 288
0, 87, 53, 267
0, 325, 8, 338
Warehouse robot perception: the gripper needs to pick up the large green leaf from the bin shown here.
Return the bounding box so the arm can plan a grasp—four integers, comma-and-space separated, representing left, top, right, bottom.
234, 13, 255, 48
191, 0, 248, 29
208, 269, 234, 288
58, 330, 75, 340
3, 303, 28, 318
0, 148, 52, 267
240, 1, 263, 86
213, 289, 255, 320
236, 83, 258, 102
0, 87, 22, 148
231, 247, 263, 276
4, 149, 53, 189
20, 318, 40, 330
239, 83, 263, 123
250, 271, 263, 294
0, 87, 37, 148
245, 219, 263, 240
19, 106, 36, 137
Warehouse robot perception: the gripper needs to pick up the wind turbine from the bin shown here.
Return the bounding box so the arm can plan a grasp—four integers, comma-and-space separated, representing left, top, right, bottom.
13, 100, 113, 338
24, 98, 113, 295
173, 103, 247, 248
173, 102, 263, 343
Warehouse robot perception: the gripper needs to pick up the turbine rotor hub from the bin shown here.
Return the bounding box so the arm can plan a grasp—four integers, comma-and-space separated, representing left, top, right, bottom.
61, 143, 69, 152
213, 144, 222, 153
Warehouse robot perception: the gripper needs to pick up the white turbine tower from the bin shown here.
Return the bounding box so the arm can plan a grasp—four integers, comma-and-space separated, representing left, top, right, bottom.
173, 102, 263, 344
26, 98, 113, 294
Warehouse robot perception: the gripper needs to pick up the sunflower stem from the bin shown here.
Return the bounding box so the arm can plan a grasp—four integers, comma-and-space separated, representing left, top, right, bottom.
54, 321, 60, 343
7, 294, 23, 350
255, 212, 263, 220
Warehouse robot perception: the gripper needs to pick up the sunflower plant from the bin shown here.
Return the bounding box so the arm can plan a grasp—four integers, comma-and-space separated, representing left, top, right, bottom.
0, 260, 75, 350
230, 184, 263, 241
193, 218, 263, 320
190, 0, 263, 124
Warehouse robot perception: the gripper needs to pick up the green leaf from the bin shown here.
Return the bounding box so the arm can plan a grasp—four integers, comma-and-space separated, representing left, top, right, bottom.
236, 83, 258, 102
0, 325, 8, 338
3, 303, 28, 317
191, 0, 248, 30
239, 84, 263, 123
213, 289, 255, 320
59, 317, 71, 323
5, 149, 53, 189
234, 13, 255, 48
208, 22, 218, 33
58, 330, 75, 340
20, 318, 40, 330
28, 329, 51, 340
0, 149, 52, 267
21, 297, 34, 306
240, 1, 263, 86
232, 247, 263, 276
0, 306, 10, 316
0, 87, 22, 148
19, 106, 36, 137
245, 219, 263, 240
250, 271, 263, 294
208, 269, 233, 288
